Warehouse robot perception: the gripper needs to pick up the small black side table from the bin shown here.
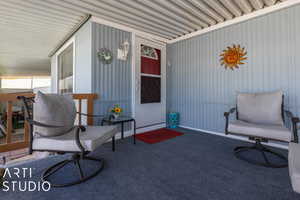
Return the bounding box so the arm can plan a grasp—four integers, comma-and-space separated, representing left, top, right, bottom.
101, 116, 136, 151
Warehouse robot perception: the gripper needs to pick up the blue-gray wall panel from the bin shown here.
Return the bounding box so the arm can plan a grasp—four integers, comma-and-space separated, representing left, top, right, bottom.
75, 21, 92, 93
91, 23, 132, 124
167, 5, 300, 133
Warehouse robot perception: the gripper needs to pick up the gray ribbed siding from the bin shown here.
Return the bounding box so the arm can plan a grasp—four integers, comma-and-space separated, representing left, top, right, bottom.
91, 23, 132, 125
167, 5, 300, 133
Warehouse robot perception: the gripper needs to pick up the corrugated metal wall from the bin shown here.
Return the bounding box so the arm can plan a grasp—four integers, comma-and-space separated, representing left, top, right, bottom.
167, 5, 300, 133
91, 23, 132, 124
75, 21, 92, 93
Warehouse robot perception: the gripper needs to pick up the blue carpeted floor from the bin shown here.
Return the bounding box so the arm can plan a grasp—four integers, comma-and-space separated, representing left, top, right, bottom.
2, 128, 299, 200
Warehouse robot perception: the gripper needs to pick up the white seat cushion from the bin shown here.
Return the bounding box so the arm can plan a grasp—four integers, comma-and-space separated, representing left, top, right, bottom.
33, 125, 118, 152
228, 120, 291, 142
289, 142, 300, 193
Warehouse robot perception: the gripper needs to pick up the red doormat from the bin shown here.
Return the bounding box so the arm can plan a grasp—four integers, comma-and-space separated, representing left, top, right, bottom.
136, 128, 183, 144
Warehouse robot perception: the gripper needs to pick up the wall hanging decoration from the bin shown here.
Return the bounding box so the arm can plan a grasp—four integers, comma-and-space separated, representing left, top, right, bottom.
98, 48, 113, 64
220, 44, 247, 70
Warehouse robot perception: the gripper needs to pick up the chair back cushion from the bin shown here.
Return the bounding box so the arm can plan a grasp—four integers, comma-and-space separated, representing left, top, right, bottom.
33, 91, 76, 137
237, 91, 283, 125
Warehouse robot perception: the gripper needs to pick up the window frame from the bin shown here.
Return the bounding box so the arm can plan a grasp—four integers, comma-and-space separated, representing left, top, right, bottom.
55, 38, 75, 94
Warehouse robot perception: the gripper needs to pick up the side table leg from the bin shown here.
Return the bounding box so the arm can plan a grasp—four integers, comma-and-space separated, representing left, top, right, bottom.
112, 136, 115, 152
121, 122, 124, 139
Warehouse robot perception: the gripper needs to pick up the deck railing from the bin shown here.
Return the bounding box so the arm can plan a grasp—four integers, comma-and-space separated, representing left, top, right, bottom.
0, 93, 97, 153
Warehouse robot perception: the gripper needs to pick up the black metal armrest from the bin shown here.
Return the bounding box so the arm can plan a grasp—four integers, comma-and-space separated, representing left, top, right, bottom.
78, 125, 86, 132
76, 112, 104, 118
224, 108, 236, 135
26, 119, 65, 128
75, 126, 86, 155
284, 110, 300, 124
284, 110, 299, 143
285, 110, 295, 119
292, 117, 300, 124
291, 117, 299, 143
224, 108, 236, 117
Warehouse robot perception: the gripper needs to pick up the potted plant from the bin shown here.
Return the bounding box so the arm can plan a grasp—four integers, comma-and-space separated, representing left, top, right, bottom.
110, 104, 122, 119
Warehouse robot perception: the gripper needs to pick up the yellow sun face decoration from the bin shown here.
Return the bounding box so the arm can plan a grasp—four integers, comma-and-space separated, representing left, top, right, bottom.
220, 44, 247, 70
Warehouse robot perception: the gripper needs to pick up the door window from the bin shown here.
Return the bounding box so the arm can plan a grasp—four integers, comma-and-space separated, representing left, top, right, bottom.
140, 45, 161, 104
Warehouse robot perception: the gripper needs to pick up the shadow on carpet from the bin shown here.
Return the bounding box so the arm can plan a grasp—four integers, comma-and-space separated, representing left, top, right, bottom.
1, 128, 299, 200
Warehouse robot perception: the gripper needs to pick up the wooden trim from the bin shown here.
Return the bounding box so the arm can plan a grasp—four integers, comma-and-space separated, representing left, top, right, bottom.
24, 121, 29, 142
0, 92, 97, 101
0, 93, 35, 102
87, 97, 94, 125
0, 142, 29, 153
6, 101, 12, 144
72, 93, 97, 100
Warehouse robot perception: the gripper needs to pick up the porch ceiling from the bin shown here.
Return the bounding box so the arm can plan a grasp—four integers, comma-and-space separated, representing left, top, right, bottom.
57, 0, 288, 41
0, 0, 290, 75
0, 0, 87, 75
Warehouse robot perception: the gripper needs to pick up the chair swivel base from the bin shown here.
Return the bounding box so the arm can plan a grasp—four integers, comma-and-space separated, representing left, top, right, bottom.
42, 154, 104, 187
234, 140, 287, 168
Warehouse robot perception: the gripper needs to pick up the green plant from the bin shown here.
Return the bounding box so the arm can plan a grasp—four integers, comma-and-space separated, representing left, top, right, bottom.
110, 104, 123, 114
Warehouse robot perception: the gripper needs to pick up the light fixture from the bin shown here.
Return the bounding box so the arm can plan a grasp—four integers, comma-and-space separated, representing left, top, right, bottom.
117, 40, 130, 61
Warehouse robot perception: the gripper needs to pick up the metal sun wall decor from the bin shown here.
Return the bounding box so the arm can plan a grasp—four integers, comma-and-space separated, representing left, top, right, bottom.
220, 44, 247, 70
98, 48, 113, 64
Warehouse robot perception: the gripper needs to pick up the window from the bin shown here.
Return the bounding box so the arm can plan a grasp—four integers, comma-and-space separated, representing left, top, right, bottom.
1, 76, 51, 89
140, 45, 161, 104
58, 44, 73, 94
141, 45, 158, 60
32, 77, 51, 88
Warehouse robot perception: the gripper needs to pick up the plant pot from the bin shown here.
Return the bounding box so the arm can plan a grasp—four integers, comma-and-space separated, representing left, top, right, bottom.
113, 114, 120, 119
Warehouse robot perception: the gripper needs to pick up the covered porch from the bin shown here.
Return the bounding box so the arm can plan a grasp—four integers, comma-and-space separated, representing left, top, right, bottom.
1, 0, 300, 199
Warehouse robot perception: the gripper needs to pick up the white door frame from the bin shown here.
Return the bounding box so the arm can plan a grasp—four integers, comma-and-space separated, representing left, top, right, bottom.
132, 34, 167, 130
